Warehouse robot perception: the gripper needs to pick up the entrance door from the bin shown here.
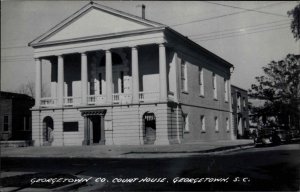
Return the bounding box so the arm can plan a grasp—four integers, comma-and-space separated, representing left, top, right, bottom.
143, 112, 156, 145
91, 116, 101, 144
87, 115, 105, 145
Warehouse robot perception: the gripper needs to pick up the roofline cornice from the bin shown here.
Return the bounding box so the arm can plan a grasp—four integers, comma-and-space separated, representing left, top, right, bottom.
28, 2, 166, 47
165, 27, 234, 68
30, 27, 166, 48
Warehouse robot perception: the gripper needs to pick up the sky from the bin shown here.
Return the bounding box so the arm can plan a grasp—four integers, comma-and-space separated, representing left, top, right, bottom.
1, 1, 299, 94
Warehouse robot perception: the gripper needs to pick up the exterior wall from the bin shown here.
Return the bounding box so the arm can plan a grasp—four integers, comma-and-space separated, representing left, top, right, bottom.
231, 85, 249, 138
0, 93, 34, 141
32, 103, 170, 146
0, 98, 12, 140
32, 108, 85, 146
12, 98, 34, 140
180, 105, 231, 142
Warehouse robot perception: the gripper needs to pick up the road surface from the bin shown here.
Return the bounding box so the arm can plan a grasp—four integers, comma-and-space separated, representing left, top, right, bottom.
1, 142, 300, 191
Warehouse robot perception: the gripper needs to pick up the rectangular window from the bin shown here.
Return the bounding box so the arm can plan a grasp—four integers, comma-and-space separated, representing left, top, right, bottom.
120, 71, 124, 93
226, 117, 230, 132
63, 122, 79, 132
199, 67, 204, 96
4, 115, 8, 131
243, 97, 246, 110
183, 114, 189, 132
215, 116, 219, 132
181, 60, 187, 92
224, 79, 228, 102
201, 115, 205, 132
237, 94, 241, 110
213, 73, 217, 99
99, 73, 102, 95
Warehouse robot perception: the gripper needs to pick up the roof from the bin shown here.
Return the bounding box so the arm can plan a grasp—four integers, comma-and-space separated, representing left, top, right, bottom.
0, 91, 34, 100
28, 1, 166, 46
28, 2, 233, 68
231, 85, 248, 92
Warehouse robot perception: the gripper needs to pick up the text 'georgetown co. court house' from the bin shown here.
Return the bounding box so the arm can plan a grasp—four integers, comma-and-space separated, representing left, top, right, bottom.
29, 2, 235, 146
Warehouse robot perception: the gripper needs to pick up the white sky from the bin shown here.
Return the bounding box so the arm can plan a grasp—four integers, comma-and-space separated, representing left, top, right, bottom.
1, 1, 299, 93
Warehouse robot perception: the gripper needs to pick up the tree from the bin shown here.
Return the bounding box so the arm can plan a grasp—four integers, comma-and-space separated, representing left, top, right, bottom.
288, 3, 300, 41
17, 80, 48, 98
249, 54, 300, 128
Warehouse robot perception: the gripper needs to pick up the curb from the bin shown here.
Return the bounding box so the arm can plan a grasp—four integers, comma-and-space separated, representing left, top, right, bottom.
123, 143, 254, 155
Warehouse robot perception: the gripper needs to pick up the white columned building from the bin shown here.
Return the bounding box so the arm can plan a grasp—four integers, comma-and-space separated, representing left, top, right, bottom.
30, 2, 234, 146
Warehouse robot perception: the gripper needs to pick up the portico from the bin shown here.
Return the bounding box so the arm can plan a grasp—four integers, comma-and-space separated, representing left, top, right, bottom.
34, 43, 170, 108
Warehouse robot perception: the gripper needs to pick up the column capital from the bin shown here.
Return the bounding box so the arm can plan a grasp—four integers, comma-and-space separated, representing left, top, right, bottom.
56, 54, 64, 58
34, 57, 41, 61
105, 49, 111, 53
131, 45, 139, 49
79, 52, 87, 55
158, 43, 166, 47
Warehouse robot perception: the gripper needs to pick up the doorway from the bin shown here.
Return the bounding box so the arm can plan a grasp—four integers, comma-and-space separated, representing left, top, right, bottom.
82, 110, 106, 145
90, 116, 101, 144
42, 116, 54, 146
143, 112, 156, 145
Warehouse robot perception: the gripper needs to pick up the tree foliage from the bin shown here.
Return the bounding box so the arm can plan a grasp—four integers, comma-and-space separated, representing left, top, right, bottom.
288, 3, 300, 41
249, 54, 300, 127
17, 80, 48, 98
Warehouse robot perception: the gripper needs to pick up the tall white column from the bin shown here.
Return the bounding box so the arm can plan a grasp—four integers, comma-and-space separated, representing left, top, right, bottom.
159, 44, 168, 102
81, 52, 88, 105
131, 46, 139, 103
35, 58, 42, 107
106, 50, 112, 104
57, 55, 64, 106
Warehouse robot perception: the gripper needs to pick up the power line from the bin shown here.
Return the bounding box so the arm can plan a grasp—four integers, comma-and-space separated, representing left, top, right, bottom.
188, 19, 290, 38
170, 1, 290, 27
204, 1, 287, 18
191, 22, 290, 40
193, 25, 288, 42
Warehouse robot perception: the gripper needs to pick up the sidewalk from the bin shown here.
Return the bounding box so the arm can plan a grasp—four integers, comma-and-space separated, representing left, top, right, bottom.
1, 139, 254, 158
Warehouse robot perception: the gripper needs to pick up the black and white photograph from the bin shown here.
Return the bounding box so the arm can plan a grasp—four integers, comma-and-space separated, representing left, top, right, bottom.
1, 1, 299, 191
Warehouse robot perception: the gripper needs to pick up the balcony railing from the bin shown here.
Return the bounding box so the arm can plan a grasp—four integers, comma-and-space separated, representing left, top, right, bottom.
64, 96, 80, 106
40, 97, 56, 107
112, 93, 132, 104
88, 95, 106, 105
139, 92, 159, 102
39, 92, 161, 107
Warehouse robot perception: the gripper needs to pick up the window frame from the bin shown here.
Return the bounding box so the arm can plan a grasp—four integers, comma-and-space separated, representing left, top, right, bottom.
183, 113, 189, 133
181, 60, 188, 92
201, 115, 205, 133
199, 67, 204, 96
213, 73, 217, 100
215, 116, 219, 132
224, 79, 228, 102
226, 117, 230, 132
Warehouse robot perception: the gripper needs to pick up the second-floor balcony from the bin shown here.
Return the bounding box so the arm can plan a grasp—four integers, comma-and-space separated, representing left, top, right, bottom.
40, 92, 162, 107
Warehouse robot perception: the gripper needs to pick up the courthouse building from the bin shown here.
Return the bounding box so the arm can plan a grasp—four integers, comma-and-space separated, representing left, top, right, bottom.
29, 2, 235, 146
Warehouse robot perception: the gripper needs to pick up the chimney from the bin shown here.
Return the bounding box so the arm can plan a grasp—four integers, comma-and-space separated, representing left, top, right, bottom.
142, 4, 145, 19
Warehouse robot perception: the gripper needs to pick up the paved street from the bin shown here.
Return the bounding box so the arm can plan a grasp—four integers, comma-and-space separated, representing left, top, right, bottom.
1, 141, 299, 191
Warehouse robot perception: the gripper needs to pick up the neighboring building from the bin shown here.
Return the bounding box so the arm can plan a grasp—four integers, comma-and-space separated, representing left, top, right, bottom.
231, 85, 249, 139
0, 91, 35, 141
29, 2, 234, 146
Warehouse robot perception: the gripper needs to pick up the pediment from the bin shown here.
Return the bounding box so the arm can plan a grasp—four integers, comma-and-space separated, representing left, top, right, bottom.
30, 3, 165, 45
